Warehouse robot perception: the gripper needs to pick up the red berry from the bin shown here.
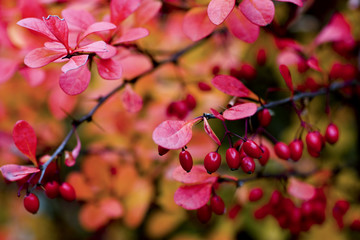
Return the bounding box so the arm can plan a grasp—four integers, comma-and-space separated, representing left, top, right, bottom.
212, 65, 220, 75
249, 188, 263, 202
350, 219, 360, 231
198, 82, 211, 91
210, 195, 225, 215
226, 148, 241, 170
45, 181, 60, 199
306, 131, 323, 153
269, 190, 282, 207
197, 204, 212, 224
256, 48, 267, 66
257, 109, 272, 127
297, 58, 309, 73
158, 145, 169, 156
258, 145, 270, 166
274, 142, 290, 160
333, 200, 350, 217
289, 139, 303, 161
329, 62, 342, 80
325, 123, 339, 144
184, 94, 196, 111
240, 63, 256, 80
24, 193, 40, 214
173, 101, 189, 120
243, 140, 262, 159
241, 156, 255, 174
254, 204, 270, 219
204, 152, 221, 174
59, 182, 76, 202
179, 150, 193, 172
228, 204, 242, 219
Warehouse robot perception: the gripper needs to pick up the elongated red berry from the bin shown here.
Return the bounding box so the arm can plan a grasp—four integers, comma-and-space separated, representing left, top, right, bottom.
59, 182, 76, 202
306, 131, 323, 153
249, 188, 263, 202
256, 48, 267, 66
274, 142, 291, 160
24, 193, 40, 214
243, 140, 262, 159
289, 139, 303, 161
241, 156, 255, 174
185, 94, 196, 111
204, 152, 221, 174
45, 181, 60, 199
210, 195, 225, 215
259, 145, 270, 166
325, 123, 339, 144
197, 204, 212, 223
226, 148, 241, 170
198, 82, 212, 91
158, 145, 169, 156
179, 150, 193, 172
257, 109, 271, 127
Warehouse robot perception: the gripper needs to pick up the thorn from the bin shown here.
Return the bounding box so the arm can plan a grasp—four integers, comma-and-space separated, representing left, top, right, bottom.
91, 119, 106, 132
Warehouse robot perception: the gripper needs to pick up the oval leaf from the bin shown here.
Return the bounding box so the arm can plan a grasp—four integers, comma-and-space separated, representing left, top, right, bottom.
223, 103, 257, 120
174, 182, 213, 210
210, 108, 225, 121
287, 177, 315, 201
279, 64, 293, 94
111, 0, 141, 25
173, 165, 218, 184
95, 58, 123, 80
203, 117, 221, 145
152, 118, 200, 150
226, 7, 259, 43
211, 75, 251, 97
59, 64, 91, 95
207, 0, 235, 25
0, 164, 40, 181
121, 85, 143, 113
239, 0, 275, 26
183, 7, 216, 41
13, 120, 37, 165
112, 27, 149, 44
307, 56, 322, 72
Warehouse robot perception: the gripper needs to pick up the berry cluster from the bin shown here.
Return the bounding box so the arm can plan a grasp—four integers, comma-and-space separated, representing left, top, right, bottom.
166, 94, 197, 120
197, 194, 226, 224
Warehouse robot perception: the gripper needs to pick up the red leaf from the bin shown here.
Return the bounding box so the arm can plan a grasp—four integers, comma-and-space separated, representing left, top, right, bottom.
223, 103, 257, 120
183, 7, 216, 41
210, 108, 225, 121
79, 22, 117, 42
121, 85, 143, 113
0, 164, 40, 182
0, 58, 18, 84
59, 64, 91, 95
13, 120, 37, 165
97, 44, 117, 59
274, 0, 303, 7
61, 55, 89, 73
174, 183, 213, 210
17, 17, 57, 41
19, 68, 45, 87
239, 0, 275, 26
95, 58, 123, 80
173, 165, 218, 184
110, 0, 141, 25
76, 41, 108, 53
279, 64, 293, 94
65, 129, 81, 167
203, 117, 221, 145
112, 28, 149, 44
134, 0, 162, 25
152, 118, 200, 150
225, 8, 259, 43
307, 56, 322, 72
287, 177, 315, 201
43, 15, 70, 49
276, 49, 301, 66
211, 75, 251, 97
207, 0, 235, 25
61, 9, 95, 32
24, 47, 66, 68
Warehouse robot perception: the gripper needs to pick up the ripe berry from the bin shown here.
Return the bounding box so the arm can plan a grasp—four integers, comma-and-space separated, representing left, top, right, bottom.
210, 195, 225, 215
258, 145, 270, 166
240, 63, 256, 80
333, 200, 350, 217
350, 219, 360, 231
198, 82, 212, 91
249, 188, 263, 202
197, 204, 212, 224
274, 142, 290, 160
254, 204, 270, 219
212, 65, 220, 75
225, 148, 241, 170
44, 181, 60, 199
241, 156, 255, 174
325, 123, 339, 144
289, 139, 303, 161
306, 131, 323, 153
173, 101, 189, 120
158, 145, 169, 156
184, 94, 196, 111
257, 109, 272, 127
243, 140, 262, 159
59, 182, 76, 202
204, 152, 221, 174
256, 48, 267, 66
179, 150, 193, 172
228, 204, 242, 219
24, 193, 40, 214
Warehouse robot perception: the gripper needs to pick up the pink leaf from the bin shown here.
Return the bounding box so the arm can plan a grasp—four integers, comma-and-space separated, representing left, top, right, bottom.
121, 85, 143, 113
207, 0, 235, 25
65, 129, 81, 167
62, 9, 95, 32
43, 15, 69, 49
59, 64, 91, 95
61, 55, 89, 73
0, 164, 40, 182
152, 118, 200, 150
210, 108, 225, 121
223, 103, 257, 120
274, 0, 303, 7
95, 58, 122, 80
118, 53, 152, 79
99, 197, 123, 219
239, 0, 275, 26
173, 165, 218, 184
97, 44, 117, 59
203, 117, 221, 145
307, 56, 322, 72
276, 50, 301, 66
174, 183, 213, 210
76, 41, 108, 53
211, 75, 251, 97
19, 68, 46, 86
44, 42, 67, 51
287, 177, 315, 201
279, 64, 293, 94
17, 18, 57, 41
134, 0, 162, 25
183, 7, 216, 41
112, 28, 149, 44
0, 58, 18, 84
79, 22, 117, 42
110, 0, 141, 25
13, 120, 37, 165
24, 47, 66, 68
225, 8, 259, 43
